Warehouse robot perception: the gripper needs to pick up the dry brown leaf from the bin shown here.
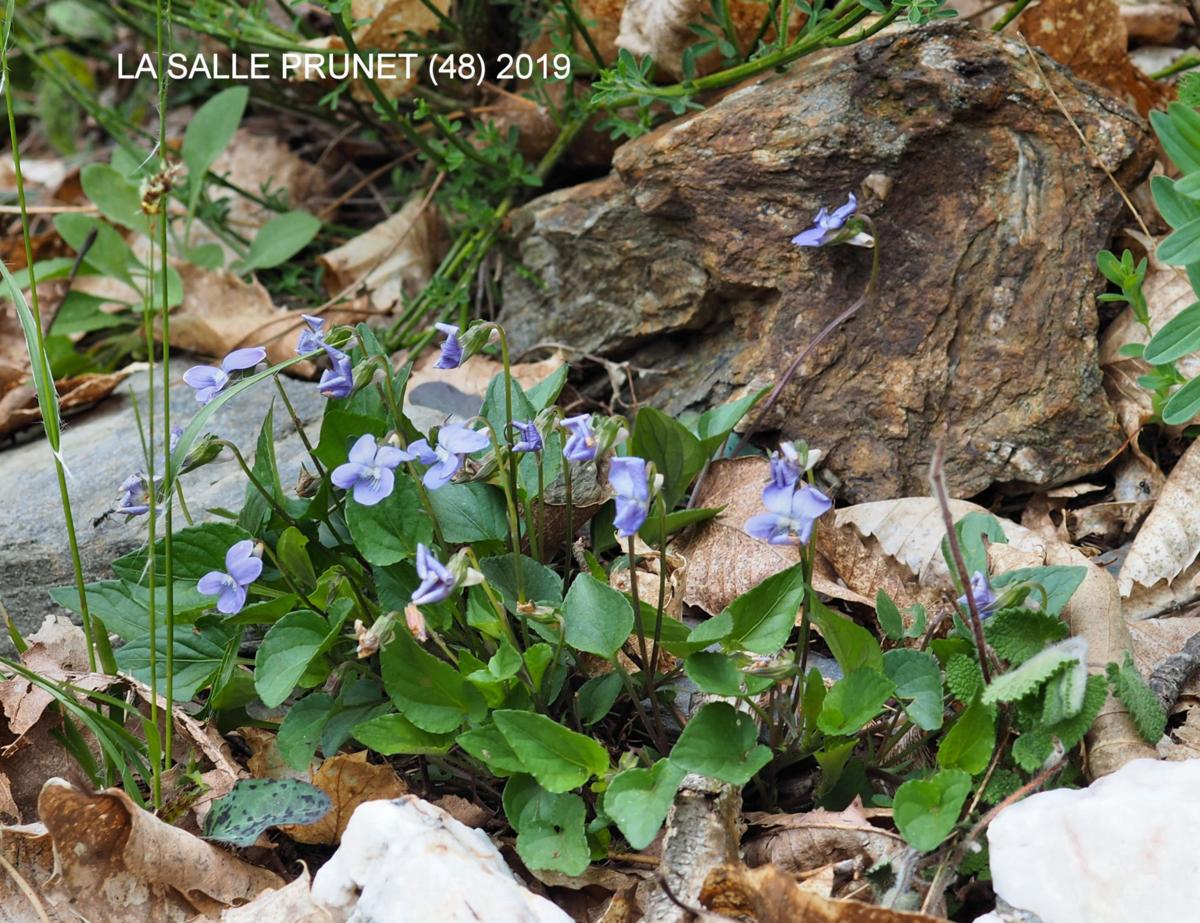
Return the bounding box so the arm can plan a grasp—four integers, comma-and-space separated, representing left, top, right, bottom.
606, 540, 687, 673
742, 801, 904, 874
0, 772, 18, 824
217, 871, 333, 923
1122, 559, 1200, 620
433, 793, 491, 828
318, 195, 441, 310
699, 863, 944, 922
1117, 437, 1200, 596
0, 369, 131, 438
280, 751, 408, 845
0, 821, 58, 923
404, 350, 565, 430
1021, 0, 1170, 117
1121, 2, 1192, 44
208, 130, 329, 235
28, 778, 281, 922
242, 727, 312, 782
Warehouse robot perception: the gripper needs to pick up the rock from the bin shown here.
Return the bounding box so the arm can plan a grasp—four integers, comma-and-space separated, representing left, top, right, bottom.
310, 795, 571, 923
986, 758, 1200, 923
500, 22, 1154, 502
0, 360, 325, 645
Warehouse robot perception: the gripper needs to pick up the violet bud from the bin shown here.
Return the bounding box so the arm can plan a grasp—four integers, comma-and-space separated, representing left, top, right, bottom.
434, 323, 463, 369
296, 314, 326, 355
411, 544, 456, 606
319, 345, 354, 400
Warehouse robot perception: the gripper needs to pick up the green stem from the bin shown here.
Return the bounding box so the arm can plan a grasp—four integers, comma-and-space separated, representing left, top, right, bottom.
626, 536, 666, 749
563, 455, 575, 589
647, 498, 669, 697
992, 0, 1034, 31
496, 327, 526, 604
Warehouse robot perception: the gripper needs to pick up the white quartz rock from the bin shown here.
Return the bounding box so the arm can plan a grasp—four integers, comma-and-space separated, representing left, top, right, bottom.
311, 795, 571, 923
986, 758, 1200, 923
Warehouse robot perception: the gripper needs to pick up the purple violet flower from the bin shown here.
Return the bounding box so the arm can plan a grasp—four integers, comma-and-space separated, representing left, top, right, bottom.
331, 434, 415, 506
563, 414, 597, 463
744, 481, 832, 546
411, 544, 455, 606
958, 571, 998, 617
769, 442, 803, 489
197, 540, 263, 614
296, 314, 326, 355
115, 473, 152, 517
434, 323, 463, 369
511, 420, 543, 454
792, 193, 863, 248
183, 347, 267, 404
409, 424, 489, 490
610, 455, 651, 538
319, 345, 354, 400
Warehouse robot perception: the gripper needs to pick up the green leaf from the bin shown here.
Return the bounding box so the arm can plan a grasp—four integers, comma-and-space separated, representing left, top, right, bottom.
578, 673, 623, 725
630, 406, 707, 508
989, 566, 1085, 616
80, 163, 143, 230
985, 608, 1069, 665
808, 597, 884, 673
458, 723, 528, 775
346, 476, 432, 566
314, 410, 387, 469
817, 669, 896, 736
54, 213, 138, 285
239, 404, 283, 533
945, 653, 984, 704
427, 482, 509, 542
638, 506, 723, 546
1107, 653, 1166, 743
1163, 375, 1200, 425
479, 553, 563, 610
202, 778, 330, 847
693, 388, 766, 456
941, 513, 1006, 593
112, 521, 254, 584
115, 623, 230, 700
503, 776, 590, 875
876, 590, 905, 641
724, 561, 808, 654
276, 527, 317, 590
277, 693, 333, 770
493, 710, 609, 793
893, 769, 971, 852
526, 363, 569, 410
1154, 107, 1200, 176
352, 712, 456, 755
937, 697, 995, 774
1158, 215, 1200, 265
562, 573, 634, 659
1145, 301, 1200, 364
981, 639, 1083, 706
381, 629, 484, 733
670, 702, 772, 785
883, 649, 944, 731
605, 760, 687, 850
685, 651, 745, 696
239, 211, 321, 273
254, 610, 329, 708
1152, 175, 1200, 228
182, 86, 248, 211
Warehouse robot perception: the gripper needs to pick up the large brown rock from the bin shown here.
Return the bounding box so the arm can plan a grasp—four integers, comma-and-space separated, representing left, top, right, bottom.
499, 22, 1155, 502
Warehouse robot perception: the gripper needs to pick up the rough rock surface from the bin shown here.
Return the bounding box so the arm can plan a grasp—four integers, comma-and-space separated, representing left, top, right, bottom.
0, 361, 325, 643
500, 22, 1155, 501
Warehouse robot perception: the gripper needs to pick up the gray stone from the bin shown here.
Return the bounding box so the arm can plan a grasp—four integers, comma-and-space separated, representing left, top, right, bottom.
0, 360, 325, 644
499, 22, 1156, 502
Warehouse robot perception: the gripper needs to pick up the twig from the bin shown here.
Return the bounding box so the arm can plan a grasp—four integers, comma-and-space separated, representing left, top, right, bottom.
929, 440, 991, 684
1148, 628, 1200, 712
0, 851, 53, 923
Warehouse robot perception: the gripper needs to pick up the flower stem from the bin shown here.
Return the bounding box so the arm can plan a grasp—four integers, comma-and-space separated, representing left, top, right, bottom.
496, 327, 526, 604
626, 536, 666, 750
563, 456, 575, 589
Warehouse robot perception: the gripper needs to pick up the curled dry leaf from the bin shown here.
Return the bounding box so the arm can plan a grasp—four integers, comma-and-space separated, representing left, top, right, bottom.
218, 870, 333, 923
279, 751, 408, 845
698, 863, 944, 923
1120, 2, 1192, 44
433, 793, 491, 828
674, 457, 870, 617
1117, 437, 1200, 597
243, 726, 312, 782
23, 778, 281, 922
1020, 0, 1170, 117
742, 800, 905, 876
0, 369, 132, 438
318, 195, 441, 311
208, 130, 329, 236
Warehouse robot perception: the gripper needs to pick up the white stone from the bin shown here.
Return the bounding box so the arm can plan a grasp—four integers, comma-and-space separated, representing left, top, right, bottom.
986, 758, 1200, 923
311, 795, 571, 923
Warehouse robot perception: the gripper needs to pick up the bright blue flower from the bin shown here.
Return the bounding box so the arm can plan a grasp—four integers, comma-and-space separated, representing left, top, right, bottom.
296, 314, 326, 355
198, 540, 263, 614
511, 420, 542, 454
409, 424, 490, 490
610, 456, 650, 538
412, 543, 455, 605
958, 571, 997, 617
744, 481, 831, 546
331, 434, 415, 506
319, 345, 354, 399
792, 193, 861, 248
183, 347, 266, 404
563, 414, 597, 463
434, 323, 463, 369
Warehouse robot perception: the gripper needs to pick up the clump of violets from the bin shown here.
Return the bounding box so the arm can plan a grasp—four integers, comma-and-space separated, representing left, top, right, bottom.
511, 420, 543, 454
183, 347, 267, 404
319, 345, 354, 400
332, 434, 414, 506
563, 414, 598, 463
198, 540, 263, 614
745, 446, 832, 546
410, 424, 490, 490
958, 571, 998, 618
434, 323, 463, 369
296, 314, 326, 354
792, 193, 874, 249
609, 456, 653, 538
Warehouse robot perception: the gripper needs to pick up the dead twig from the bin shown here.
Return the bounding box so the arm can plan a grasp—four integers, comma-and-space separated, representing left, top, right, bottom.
1148, 628, 1200, 712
